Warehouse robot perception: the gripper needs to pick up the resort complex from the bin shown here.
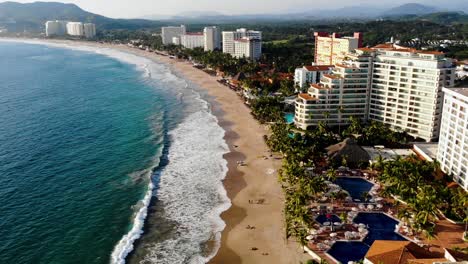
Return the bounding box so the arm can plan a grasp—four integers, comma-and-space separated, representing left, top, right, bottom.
32, 15, 468, 263
294, 42, 456, 142
45, 20, 96, 38
140, 27, 467, 263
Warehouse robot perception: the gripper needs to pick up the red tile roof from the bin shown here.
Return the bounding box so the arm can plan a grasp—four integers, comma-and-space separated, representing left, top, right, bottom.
357, 47, 375, 52
298, 93, 317, 100
304, 65, 334, 71
310, 83, 329, 90
365, 241, 445, 264
323, 74, 342, 79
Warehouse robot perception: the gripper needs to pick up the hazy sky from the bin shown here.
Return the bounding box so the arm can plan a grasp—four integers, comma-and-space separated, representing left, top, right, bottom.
1, 0, 464, 18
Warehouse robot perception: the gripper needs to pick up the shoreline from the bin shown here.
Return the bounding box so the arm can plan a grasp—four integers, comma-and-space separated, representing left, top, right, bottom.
1, 38, 309, 263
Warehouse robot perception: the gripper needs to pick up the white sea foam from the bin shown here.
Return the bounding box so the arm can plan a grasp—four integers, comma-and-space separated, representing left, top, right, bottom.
0, 39, 232, 264
140, 109, 230, 264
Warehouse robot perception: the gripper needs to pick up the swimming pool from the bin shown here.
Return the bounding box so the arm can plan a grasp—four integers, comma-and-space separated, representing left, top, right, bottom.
316, 214, 341, 225
354, 212, 406, 246
284, 113, 294, 124
335, 177, 374, 202
327, 213, 406, 263
327, 242, 369, 263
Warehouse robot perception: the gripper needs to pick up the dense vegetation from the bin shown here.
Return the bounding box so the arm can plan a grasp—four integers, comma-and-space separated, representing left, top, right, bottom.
372, 156, 468, 238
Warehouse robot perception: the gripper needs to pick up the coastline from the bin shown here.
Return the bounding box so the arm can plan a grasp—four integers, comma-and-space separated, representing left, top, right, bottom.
1, 38, 309, 263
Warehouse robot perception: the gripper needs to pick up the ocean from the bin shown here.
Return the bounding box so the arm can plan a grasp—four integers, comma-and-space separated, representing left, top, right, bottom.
0, 41, 230, 264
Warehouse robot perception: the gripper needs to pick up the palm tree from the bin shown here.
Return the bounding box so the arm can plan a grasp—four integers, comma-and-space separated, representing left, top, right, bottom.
323, 111, 330, 125
337, 106, 344, 135
326, 168, 337, 182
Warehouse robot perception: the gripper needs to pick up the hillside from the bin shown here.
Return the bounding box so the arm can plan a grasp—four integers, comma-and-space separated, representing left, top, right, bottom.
388, 11, 468, 24
0, 1, 163, 32
384, 3, 439, 16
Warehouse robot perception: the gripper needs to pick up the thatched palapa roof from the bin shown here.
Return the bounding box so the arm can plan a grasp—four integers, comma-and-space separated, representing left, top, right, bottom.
326, 138, 370, 166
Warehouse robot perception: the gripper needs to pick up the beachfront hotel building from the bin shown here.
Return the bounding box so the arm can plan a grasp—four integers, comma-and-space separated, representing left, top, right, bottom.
233, 37, 262, 60
83, 23, 96, 38
45, 20, 67, 36
295, 49, 372, 129
294, 65, 334, 89
180, 33, 204, 49
437, 88, 468, 191
294, 44, 456, 142
161, 25, 186, 45
368, 44, 455, 141
222, 28, 262, 59
46, 21, 95, 38
314, 32, 363, 65
66, 22, 84, 36
204, 26, 221, 51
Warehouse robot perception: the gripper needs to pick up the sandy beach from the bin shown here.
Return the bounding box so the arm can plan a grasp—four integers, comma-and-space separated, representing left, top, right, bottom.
147, 51, 309, 264
4, 38, 309, 263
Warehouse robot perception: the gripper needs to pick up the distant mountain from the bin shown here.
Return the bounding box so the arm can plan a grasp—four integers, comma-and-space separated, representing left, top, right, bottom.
383, 3, 440, 16
141, 3, 460, 22
390, 11, 468, 24
0, 1, 163, 32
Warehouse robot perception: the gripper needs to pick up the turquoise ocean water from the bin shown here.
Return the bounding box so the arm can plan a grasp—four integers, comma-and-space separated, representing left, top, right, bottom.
0, 41, 230, 264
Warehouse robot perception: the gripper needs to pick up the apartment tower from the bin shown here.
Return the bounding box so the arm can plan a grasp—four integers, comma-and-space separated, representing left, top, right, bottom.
314, 32, 363, 65
437, 88, 468, 191
222, 28, 262, 59
161, 25, 186, 45
204, 26, 221, 51
368, 44, 455, 141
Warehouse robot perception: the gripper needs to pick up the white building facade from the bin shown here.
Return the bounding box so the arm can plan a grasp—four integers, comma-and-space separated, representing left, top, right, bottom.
295, 50, 372, 129
233, 38, 262, 60
368, 47, 455, 141
45, 20, 67, 36
314, 32, 363, 65
294, 65, 334, 89
83, 23, 96, 38
161, 25, 186, 45
66, 22, 84, 36
180, 33, 204, 49
222, 28, 262, 59
204, 26, 221, 51
294, 45, 456, 142
437, 88, 468, 191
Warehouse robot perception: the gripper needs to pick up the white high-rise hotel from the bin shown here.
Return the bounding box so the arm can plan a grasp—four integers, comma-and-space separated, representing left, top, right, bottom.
204, 26, 221, 51
437, 88, 468, 191
66, 22, 84, 36
369, 44, 455, 141
161, 25, 186, 45
180, 33, 204, 49
222, 28, 262, 60
45, 21, 95, 38
295, 43, 456, 142
45, 20, 67, 36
